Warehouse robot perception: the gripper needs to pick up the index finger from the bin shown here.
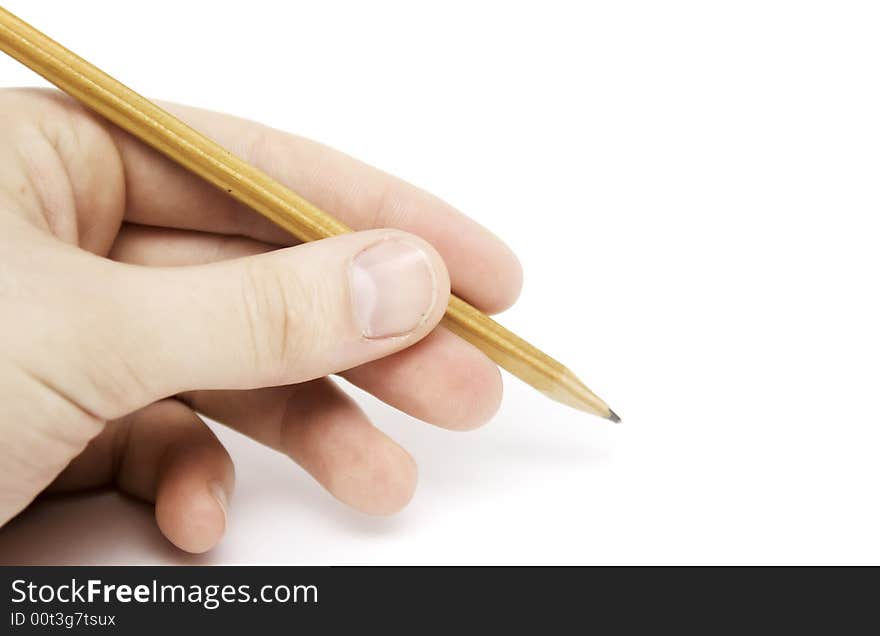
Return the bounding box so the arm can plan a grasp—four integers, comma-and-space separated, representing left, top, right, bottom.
113, 101, 523, 313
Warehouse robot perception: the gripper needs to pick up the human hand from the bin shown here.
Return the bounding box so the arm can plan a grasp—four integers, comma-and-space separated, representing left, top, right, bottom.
0, 89, 522, 552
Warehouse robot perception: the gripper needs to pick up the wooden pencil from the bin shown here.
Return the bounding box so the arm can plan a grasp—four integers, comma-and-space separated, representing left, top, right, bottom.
0, 6, 619, 421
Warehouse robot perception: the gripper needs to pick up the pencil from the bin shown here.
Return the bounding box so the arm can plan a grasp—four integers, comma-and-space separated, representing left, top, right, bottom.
0, 6, 619, 422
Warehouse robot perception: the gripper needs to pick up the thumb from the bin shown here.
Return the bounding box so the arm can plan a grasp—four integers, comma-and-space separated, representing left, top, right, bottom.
100, 229, 449, 417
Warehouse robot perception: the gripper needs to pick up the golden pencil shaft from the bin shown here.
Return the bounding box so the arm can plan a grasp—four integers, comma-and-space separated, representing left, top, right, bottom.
0, 6, 610, 418
0, 7, 348, 242
444, 296, 561, 392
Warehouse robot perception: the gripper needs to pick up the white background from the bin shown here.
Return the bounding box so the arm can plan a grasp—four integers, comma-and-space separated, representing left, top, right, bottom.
0, 0, 878, 565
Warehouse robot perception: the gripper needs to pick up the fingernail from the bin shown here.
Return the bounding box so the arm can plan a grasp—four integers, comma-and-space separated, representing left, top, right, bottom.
208, 481, 229, 525
349, 238, 437, 339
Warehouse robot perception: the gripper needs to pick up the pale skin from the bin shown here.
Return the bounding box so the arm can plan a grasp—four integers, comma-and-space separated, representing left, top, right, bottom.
0, 89, 522, 553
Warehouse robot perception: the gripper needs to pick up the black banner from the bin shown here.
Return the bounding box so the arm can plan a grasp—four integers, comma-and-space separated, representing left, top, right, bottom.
0, 566, 874, 632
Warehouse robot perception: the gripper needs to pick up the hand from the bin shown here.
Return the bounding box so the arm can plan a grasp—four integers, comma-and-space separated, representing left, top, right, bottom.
0, 89, 522, 552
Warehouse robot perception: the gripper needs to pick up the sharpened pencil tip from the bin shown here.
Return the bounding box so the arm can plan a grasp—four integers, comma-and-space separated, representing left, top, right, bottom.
607, 409, 621, 423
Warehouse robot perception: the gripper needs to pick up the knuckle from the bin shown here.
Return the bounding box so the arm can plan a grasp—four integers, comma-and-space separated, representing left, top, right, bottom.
238, 259, 313, 381
369, 180, 409, 229
243, 125, 290, 181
